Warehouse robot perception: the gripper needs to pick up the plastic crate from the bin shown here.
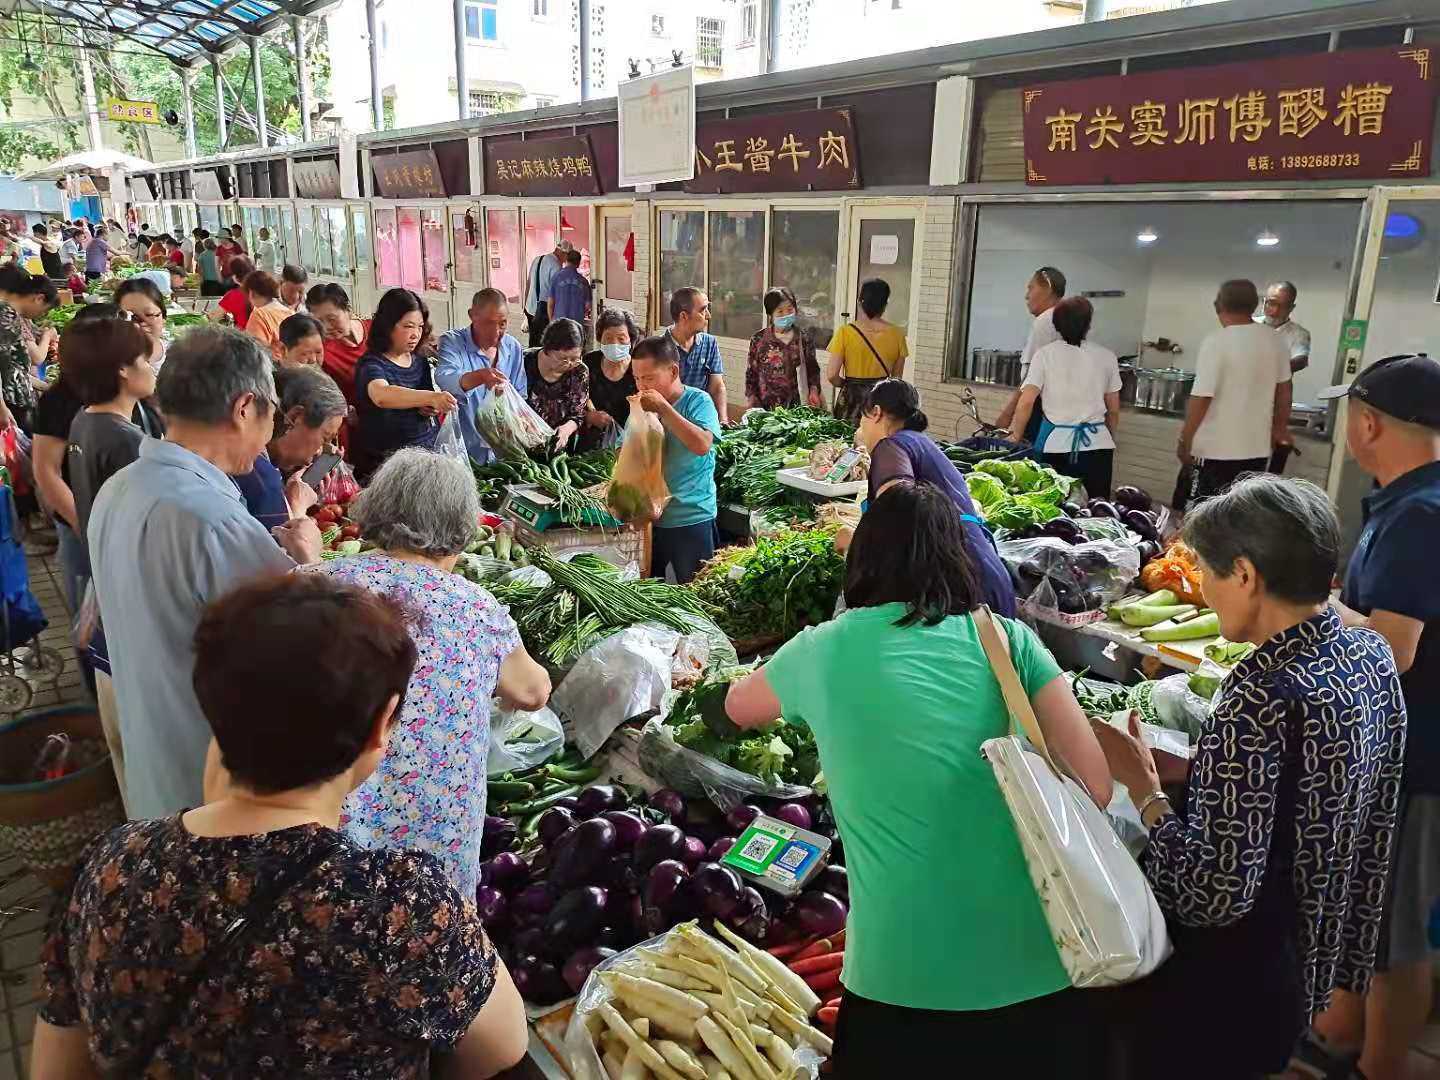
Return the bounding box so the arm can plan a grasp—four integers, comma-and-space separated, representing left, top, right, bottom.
955, 435, 1033, 461
510, 516, 649, 573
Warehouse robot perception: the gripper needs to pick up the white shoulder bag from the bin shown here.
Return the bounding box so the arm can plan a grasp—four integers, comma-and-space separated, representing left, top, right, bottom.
973, 605, 1171, 988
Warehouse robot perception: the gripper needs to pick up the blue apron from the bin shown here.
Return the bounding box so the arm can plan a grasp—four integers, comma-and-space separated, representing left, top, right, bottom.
1034, 417, 1103, 463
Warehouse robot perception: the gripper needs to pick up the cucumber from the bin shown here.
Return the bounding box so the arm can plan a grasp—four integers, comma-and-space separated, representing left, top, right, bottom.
1141, 610, 1222, 642
502, 784, 583, 816
1118, 603, 1197, 628
487, 780, 536, 801
1108, 589, 1178, 617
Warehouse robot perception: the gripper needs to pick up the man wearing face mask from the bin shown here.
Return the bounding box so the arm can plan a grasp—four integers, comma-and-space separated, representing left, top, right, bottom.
436, 288, 528, 464
1255, 281, 1311, 374
581, 308, 640, 451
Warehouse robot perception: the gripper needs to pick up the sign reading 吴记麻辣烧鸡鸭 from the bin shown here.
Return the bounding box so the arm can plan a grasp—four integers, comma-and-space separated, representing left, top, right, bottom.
484, 134, 602, 197
106, 97, 160, 125
372, 149, 447, 200
1021, 45, 1436, 185
684, 108, 861, 194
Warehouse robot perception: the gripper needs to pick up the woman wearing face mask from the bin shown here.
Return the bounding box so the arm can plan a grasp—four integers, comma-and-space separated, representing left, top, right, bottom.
523, 317, 589, 450
580, 308, 640, 450
747, 287, 822, 411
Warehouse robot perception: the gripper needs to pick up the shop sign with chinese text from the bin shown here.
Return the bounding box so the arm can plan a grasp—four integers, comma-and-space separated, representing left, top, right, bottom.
106, 97, 160, 125
684, 108, 861, 194
1021, 45, 1436, 185
484, 135, 602, 196
293, 158, 342, 200
373, 149, 447, 199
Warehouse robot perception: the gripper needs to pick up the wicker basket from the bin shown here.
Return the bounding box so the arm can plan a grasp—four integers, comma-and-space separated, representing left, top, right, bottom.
0, 706, 124, 891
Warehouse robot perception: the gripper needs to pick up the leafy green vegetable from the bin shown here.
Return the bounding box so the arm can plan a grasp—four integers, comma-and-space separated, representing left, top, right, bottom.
1188, 670, 1223, 700
689, 527, 844, 641
969, 459, 1072, 531
715, 406, 855, 513
668, 670, 820, 785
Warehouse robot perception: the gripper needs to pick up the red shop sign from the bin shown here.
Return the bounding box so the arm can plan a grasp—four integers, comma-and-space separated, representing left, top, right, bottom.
1021, 45, 1436, 186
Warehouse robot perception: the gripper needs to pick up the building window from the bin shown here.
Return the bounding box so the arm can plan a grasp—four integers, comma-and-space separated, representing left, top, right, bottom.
695, 16, 724, 69
465, 0, 497, 41
739, 1, 757, 45
771, 210, 840, 344
533, 95, 557, 108
469, 90, 507, 115
650, 13, 665, 36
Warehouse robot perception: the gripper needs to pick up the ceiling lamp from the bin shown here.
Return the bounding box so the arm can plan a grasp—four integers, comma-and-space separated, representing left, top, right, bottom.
1136, 227, 1158, 244
1255, 229, 1280, 248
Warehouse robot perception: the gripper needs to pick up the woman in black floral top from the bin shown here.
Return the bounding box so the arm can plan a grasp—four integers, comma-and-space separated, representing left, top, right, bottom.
35, 574, 528, 1079
0, 266, 57, 431
745, 287, 822, 411
524, 317, 589, 451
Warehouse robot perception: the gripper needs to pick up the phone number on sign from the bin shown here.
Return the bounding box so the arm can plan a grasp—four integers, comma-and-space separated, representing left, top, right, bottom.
1281, 152, 1361, 168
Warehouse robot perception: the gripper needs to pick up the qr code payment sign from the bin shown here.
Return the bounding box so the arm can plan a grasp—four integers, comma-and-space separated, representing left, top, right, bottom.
776, 844, 809, 871
740, 834, 780, 863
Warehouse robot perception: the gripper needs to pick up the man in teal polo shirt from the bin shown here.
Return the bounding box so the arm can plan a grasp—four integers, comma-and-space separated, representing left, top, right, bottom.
631, 334, 720, 583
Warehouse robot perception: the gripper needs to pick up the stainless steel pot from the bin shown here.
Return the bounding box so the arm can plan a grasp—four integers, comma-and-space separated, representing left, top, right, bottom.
1154, 368, 1195, 413
1134, 368, 1163, 410
1118, 364, 1138, 406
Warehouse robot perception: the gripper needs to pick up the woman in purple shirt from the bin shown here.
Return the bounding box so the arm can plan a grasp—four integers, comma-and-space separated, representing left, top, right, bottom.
852, 379, 1017, 616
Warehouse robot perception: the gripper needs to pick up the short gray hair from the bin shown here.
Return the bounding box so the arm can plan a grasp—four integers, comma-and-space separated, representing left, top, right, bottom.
1182, 474, 1339, 605
156, 326, 275, 425
350, 448, 479, 557
274, 366, 347, 431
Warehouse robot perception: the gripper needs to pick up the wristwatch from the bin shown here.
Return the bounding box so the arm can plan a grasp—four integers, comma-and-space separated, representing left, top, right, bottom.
1136, 790, 1172, 828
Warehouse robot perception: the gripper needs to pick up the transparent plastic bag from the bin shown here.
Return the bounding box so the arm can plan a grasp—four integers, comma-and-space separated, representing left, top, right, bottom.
487, 704, 564, 776
72, 578, 99, 648
636, 712, 812, 812
475, 381, 553, 460
606, 408, 669, 524
317, 458, 360, 505
997, 536, 1141, 618
551, 625, 677, 760
562, 925, 825, 1080
432, 409, 468, 464
1150, 671, 1214, 740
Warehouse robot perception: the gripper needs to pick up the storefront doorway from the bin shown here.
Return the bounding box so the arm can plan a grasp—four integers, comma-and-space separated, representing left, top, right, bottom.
843, 204, 922, 337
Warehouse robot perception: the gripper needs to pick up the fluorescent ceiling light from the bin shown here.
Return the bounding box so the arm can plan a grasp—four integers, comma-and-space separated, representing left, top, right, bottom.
1255, 229, 1280, 247
1136, 227, 1158, 244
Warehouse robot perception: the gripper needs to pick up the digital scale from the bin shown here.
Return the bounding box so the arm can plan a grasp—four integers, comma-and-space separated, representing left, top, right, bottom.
499, 483, 623, 532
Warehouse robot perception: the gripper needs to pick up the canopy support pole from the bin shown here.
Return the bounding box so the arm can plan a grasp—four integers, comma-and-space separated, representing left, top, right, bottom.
212, 54, 228, 148
453, 0, 468, 120
579, 0, 591, 101
180, 66, 198, 158
76, 39, 104, 151
250, 35, 268, 147
366, 0, 383, 130
292, 16, 313, 141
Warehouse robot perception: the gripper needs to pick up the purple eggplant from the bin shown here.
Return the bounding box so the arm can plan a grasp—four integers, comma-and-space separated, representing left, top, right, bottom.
1112, 485, 1153, 513
562, 946, 617, 994
600, 810, 647, 851
725, 804, 762, 834
549, 817, 617, 889
687, 862, 744, 920
793, 890, 847, 939
481, 851, 529, 890
707, 836, 738, 862
511, 926, 547, 958
771, 802, 813, 830
647, 788, 687, 825
682, 835, 708, 866
575, 784, 626, 818
642, 859, 692, 934
633, 823, 687, 872
512, 882, 557, 917
728, 885, 770, 942
538, 807, 578, 846
480, 816, 518, 859
814, 864, 849, 902
1039, 517, 1087, 545
1087, 499, 1120, 519
1121, 509, 1160, 543
475, 885, 508, 928
542, 886, 610, 956
554, 795, 581, 812
512, 957, 570, 1005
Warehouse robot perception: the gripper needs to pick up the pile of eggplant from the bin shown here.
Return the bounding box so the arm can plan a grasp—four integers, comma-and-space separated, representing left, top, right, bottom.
478, 783, 849, 1008
1009, 484, 1163, 564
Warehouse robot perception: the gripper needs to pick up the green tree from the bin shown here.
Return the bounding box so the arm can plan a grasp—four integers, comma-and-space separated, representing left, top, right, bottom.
0, 127, 61, 171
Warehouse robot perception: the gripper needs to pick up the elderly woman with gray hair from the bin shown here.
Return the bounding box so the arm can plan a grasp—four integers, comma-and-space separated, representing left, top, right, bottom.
234, 365, 348, 531
317, 448, 550, 895
1092, 475, 1407, 1080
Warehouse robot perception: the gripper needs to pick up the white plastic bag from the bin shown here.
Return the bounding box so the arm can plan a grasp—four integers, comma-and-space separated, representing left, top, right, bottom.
432, 409, 468, 464
475, 381, 553, 459
975, 606, 1170, 988
486, 704, 564, 776
551, 625, 678, 760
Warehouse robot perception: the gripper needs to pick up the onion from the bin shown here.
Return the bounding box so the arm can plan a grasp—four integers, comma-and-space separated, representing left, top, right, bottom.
772, 802, 812, 830
648, 788, 687, 824
725, 804, 763, 833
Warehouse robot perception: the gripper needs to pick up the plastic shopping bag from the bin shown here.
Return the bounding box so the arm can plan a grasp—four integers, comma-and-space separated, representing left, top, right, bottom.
317, 458, 360, 505
605, 407, 668, 524
487, 704, 564, 776
432, 410, 468, 464
475, 381, 553, 460
2, 424, 31, 498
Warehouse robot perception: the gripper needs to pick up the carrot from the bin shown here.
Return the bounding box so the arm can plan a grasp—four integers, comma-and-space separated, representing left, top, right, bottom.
792, 929, 845, 962
805, 968, 843, 994
817, 1006, 840, 1027
765, 941, 807, 959
788, 952, 844, 976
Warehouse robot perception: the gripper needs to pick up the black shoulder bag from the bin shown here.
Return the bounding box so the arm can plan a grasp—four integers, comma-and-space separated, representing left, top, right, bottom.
127, 836, 344, 1073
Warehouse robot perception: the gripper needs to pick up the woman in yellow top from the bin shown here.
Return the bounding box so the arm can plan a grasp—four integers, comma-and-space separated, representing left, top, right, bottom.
826, 278, 909, 423
242, 269, 294, 361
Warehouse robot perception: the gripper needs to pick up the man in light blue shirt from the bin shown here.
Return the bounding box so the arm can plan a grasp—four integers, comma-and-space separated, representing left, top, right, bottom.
436, 288, 529, 464
631, 334, 720, 584
523, 239, 572, 347
88, 327, 322, 818
665, 285, 729, 425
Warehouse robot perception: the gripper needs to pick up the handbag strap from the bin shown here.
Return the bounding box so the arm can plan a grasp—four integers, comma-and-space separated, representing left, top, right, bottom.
973, 604, 1059, 775
130, 834, 344, 1072
847, 324, 891, 379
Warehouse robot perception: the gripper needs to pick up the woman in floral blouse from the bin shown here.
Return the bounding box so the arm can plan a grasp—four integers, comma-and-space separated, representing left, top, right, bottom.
524, 317, 589, 450
318, 448, 551, 897
0, 266, 57, 431
1092, 475, 1407, 1080
745, 287, 822, 411
35, 573, 529, 1078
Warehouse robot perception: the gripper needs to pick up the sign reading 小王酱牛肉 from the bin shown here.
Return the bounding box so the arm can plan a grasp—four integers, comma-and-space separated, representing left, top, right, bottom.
373, 148, 447, 200
484, 134, 602, 197
1021, 45, 1436, 185
685, 108, 861, 194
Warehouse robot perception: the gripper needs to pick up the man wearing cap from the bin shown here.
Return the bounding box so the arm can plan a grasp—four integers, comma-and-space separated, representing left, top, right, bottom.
524, 239, 571, 348
1310, 353, 1440, 1080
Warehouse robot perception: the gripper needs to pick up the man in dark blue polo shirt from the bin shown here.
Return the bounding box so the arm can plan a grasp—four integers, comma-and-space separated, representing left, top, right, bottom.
1312, 353, 1440, 1080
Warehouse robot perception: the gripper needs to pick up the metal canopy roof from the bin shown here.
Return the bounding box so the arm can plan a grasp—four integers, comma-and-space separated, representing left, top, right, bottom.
10, 0, 331, 62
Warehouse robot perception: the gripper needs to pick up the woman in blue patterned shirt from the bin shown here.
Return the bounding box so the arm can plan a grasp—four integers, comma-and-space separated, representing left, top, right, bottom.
1093, 475, 1406, 1080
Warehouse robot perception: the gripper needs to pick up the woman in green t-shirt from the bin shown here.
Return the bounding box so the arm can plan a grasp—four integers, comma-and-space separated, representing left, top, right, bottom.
725, 483, 1112, 1077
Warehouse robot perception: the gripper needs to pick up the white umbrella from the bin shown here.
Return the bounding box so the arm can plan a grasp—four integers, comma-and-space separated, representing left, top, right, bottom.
17, 148, 155, 180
